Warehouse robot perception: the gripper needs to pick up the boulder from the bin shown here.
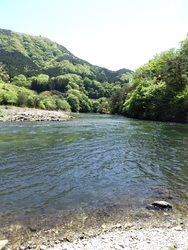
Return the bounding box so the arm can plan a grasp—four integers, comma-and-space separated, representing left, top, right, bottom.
152, 200, 172, 209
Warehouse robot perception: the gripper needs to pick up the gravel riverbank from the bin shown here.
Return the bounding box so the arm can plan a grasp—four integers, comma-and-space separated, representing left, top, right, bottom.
0, 106, 73, 122
49, 227, 188, 250
1, 218, 188, 250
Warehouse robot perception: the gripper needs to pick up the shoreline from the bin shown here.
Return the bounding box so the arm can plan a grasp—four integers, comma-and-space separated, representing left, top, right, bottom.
0, 106, 74, 122
1, 218, 188, 250
1, 207, 188, 250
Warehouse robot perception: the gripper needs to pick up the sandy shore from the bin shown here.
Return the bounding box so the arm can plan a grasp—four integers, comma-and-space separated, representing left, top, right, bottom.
0, 106, 73, 122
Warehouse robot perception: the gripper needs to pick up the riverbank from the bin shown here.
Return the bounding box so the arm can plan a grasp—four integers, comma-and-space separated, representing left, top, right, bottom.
1, 205, 188, 250
52, 227, 188, 250
1, 217, 188, 250
0, 106, 74, 122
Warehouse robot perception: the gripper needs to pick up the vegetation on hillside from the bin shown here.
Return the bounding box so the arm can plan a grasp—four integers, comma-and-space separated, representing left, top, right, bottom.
0, 28, 187, 122
109, 35, 188, 123
0, 28, 131, 113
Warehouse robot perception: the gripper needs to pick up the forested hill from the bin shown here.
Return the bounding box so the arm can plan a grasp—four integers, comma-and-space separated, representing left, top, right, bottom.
0, 28, 131, 81
0, 28, 187, 123
0, 28, 132, 114
110, 35, 188, 123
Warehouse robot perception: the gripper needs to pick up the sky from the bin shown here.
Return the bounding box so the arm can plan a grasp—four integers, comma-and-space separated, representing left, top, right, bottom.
0, 0, 188, 71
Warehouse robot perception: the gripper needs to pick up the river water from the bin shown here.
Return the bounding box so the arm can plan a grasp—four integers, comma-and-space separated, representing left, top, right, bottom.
0, 114, 188, 234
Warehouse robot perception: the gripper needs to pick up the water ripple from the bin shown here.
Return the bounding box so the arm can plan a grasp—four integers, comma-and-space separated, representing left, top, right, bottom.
0, 115, 188, 223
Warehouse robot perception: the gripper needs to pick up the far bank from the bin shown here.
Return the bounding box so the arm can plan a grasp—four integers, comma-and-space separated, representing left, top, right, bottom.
0, 106, 74, 122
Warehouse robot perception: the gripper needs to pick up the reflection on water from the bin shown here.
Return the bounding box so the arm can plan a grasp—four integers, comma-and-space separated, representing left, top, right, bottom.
0, 114, 188, 232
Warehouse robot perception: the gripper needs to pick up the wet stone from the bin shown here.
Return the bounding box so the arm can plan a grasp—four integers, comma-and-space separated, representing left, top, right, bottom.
152, 201, 172, 209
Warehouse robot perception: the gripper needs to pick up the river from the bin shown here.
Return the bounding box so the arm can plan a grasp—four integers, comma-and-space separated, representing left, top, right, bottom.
0, 114, 188, 236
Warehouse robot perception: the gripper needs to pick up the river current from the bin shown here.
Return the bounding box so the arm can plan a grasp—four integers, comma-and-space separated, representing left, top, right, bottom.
0, 114, 188, 232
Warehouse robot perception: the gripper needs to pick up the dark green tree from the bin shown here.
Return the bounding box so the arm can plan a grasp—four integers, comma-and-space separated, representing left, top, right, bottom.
67, 93, 80, 112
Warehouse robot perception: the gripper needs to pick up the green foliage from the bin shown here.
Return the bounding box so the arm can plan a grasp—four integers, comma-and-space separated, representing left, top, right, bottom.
123, 79, 167, 119
66, 89, 91, 112
0, 28, 131, 80
83, 78, 113, 99
36, 91, 71, 111
118, 72, 133, 86
109, 72, 135, 114
0, 28, 132, 114
2, 28, 187, 123
67, 93, 80, 112
91, 100, 100, 113
110, 86, 128, 114
17, 91, 29, 106
122, 37, 188, 122
0, 82, 18, 105
56, 99, 71, 111
31, 74, 49, 92
79, 93, 91, 112
0, 62, 9, 82
0, 80, 71, 112
11, 74, 30, 88
0, 89, 17, 105
91, 97, 109, 114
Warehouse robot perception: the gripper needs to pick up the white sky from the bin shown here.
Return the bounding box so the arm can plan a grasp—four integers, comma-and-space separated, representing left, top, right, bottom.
0, 0, 188, 71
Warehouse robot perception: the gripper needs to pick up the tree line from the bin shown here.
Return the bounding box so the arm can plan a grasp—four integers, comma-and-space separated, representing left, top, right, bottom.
0, 33, 188, 123
109, 36, 188, 123
0, 70, 123, 113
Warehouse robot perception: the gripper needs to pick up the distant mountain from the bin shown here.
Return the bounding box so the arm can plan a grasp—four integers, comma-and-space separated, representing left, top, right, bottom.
0, 28, 132, 81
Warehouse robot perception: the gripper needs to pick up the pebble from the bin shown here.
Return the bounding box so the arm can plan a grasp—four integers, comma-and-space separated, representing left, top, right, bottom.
40, 244, 47, 250
46, 227, 188, 250
0, 240, 8, 250
174, 226, 182, 231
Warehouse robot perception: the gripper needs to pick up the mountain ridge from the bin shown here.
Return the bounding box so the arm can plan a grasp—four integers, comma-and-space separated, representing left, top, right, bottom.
0, 28, 132, 81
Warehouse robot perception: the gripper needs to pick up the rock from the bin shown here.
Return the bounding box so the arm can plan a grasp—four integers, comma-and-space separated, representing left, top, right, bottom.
124, 223, 132, 229
116, 223, 122, 228
174, 225, 182, 231
0, 240, 8, 250
40, 244, 47, 250
119, 244, 125, 248
152, 201, 172, 209
0, 106, 73, 122
19, 246, 25, 250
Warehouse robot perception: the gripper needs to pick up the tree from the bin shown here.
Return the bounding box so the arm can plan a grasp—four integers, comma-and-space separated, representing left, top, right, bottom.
0, 89, 17, 105
56, 99, 71, 111
109, 88, 125, 114
31, 74, 49, 92
0, 62, 9, 82
11, 74, 29, 87
91, 99, 100, 113
67, 93, 80, 112
121, 38, 188, 122
17, 91, 28, 106
54, 75, 69, 92
96, 97, 109, 114
79, 93, 91, 112
27, 95, 35, 108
